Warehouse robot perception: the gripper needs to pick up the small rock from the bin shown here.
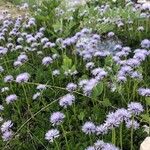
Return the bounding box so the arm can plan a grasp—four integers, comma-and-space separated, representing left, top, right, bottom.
140, 137, 150, 150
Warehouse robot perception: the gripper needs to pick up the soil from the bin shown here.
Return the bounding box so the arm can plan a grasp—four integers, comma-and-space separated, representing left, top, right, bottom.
0, 0, 27, 21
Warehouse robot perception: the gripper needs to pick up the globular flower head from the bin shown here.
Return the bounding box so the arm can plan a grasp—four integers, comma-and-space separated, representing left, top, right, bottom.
137, 26, 144, 31
59, 94, 75, 108
133, 52, 146, 62
141, 39, 150, 49
126, 58, 140, 67
32, 92, 41, 100
1, 120, 13, 133
0, 66, 4, 73
16, 72, 30, 83
13, 61, 23, 68
127, 102, 144, 115
4, 75, 14, 83
52, 54, 59, 60
120, 65, 132, 75
96, 124, 108, 135
78, 79, 88, 88
125, 120, 139, 130
83, 78, 98, 96
0, 117, 3, 122
17, 54, 28, 63
130, 71, 143, 80
45, 129, 60, 142
92, 34, 100, 41
122, 47, 131, 53
116, 51, 128, 57
107, 32, 115, 37
92, 68, 107, 80
102, 143, 119, 150
5, 94, 17, 104
115, 108, 131, 122
52, 70, 60, 76
105, 112, 121, 129
66, 83, 77, 92
42, 56, 53, 66
2, 130, 13, 141
41, 37, 49, 45
15, 45, 23, 50
138, 88, 150, 97
36, 84, 47, 91
86, 62, 95, 70
50, 112, 65, 126
94, 140, 119, 150
82, 121, 96, 135
1, 87, 9, 93
94, 140, 105, 149
0, 105, 4, 111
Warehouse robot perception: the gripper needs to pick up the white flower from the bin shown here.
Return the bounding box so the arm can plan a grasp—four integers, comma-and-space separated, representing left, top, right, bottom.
45, 129, 60, 142
36, 84, 47, 90
32, 92, 41, 100
42, 57, 53, 66
50, 112, 65, 126
1, 120, 13, 132
2, 130, 13, 141
0, 105, 4, 111
16, 72, 30, 83
4, 75, 14, 83
5, 94, 17, 104
1, 87, 9, 93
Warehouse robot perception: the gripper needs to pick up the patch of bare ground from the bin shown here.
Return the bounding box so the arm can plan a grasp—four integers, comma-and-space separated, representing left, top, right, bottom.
0, 1, 28, 21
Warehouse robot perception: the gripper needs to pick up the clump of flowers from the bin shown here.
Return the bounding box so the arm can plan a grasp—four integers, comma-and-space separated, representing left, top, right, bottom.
16, 72, 30, 83
50, 112, 65, 126
59, 93, 75, 108
45, 129, 60, 143
82, 122, 96, 135
5, 94, 17, 104
1, 120, 13, 141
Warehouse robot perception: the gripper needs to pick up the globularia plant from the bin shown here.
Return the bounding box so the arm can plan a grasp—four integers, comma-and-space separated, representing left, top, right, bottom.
0, 0, 150, 150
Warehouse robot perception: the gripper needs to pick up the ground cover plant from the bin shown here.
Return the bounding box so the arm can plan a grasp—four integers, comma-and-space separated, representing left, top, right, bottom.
0, 0, 150, 150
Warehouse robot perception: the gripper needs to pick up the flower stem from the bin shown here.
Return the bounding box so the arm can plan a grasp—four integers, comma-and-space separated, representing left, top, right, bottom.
22, 84, 33, 118
61, 125, 69, 150
130, 116, 134, 150
112, 128, 116, 145
120, 123, 123, 150
54, 140, 60, 150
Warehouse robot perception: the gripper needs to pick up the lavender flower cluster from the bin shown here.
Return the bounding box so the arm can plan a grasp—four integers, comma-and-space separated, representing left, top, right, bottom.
86, 140, 119, 150
0, 1, 149, 149
82, 102, 143, 135
0, 120, 13, 141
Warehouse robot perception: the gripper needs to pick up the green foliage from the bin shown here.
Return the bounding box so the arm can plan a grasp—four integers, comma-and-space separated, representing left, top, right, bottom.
91, 82, 103, 99
6, 0, 39, 5
0, 0, 150, 149
61, 55, 73, 71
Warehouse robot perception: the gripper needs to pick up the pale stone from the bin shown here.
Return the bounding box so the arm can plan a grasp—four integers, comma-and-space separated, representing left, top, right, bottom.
140, 137, 150, 150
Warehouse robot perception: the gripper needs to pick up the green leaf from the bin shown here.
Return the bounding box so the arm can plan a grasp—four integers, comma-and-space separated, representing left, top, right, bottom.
61, 55, 73, 71
53, 22, 62, 32
78, 75, 88, 82
105, 56, 113, 66
146, 97, 150, 106
78, 112, 85, 121
91, 82, 103, 98
64, 55, 72, 67
102, 98, 111, 107
71, 65, 76, 72
141, 114, 150, 123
